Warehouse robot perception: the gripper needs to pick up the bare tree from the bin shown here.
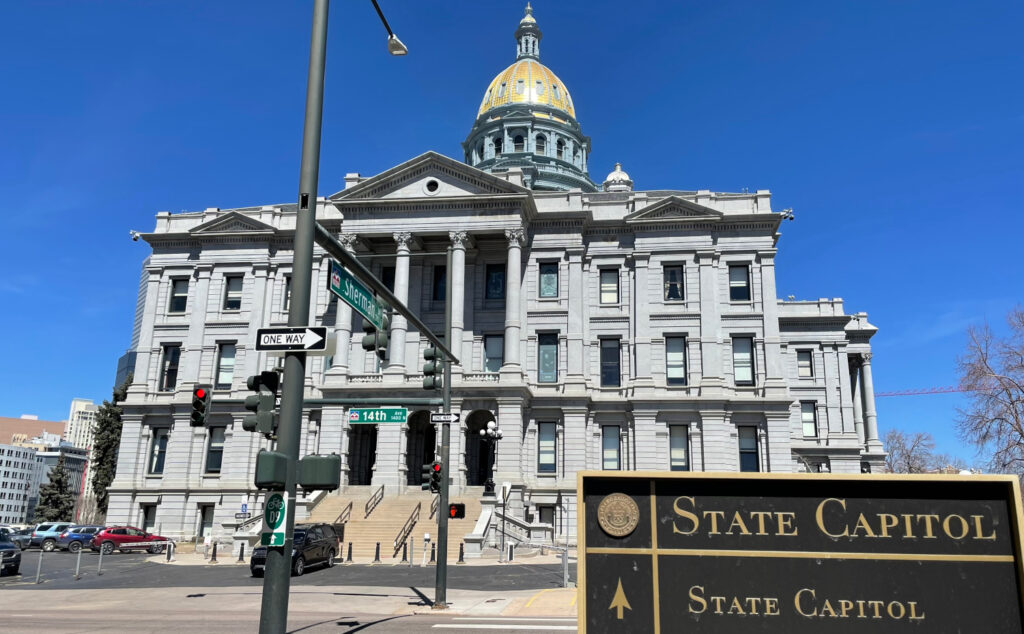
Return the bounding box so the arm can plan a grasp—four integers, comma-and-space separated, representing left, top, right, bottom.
957, 307, 1024, 475
885, 429, 940, 473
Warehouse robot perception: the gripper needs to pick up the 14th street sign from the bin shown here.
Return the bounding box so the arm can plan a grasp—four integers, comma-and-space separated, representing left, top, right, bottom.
256, 327, 332, 356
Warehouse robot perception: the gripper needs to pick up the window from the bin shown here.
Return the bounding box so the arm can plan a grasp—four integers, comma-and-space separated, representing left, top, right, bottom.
485, 263, 506, 300
382, 266, 395, 293
670, 426, 689, 471
497, 82, 507, 98
801, 402, 818, 438
666, 336, 687, 386
732, 337, 754, 386
538, 505, 554, 530
538, 333, 558, 383
222, 276, 242, 311
149, 428, 169, 475
556, 139, 565, 160
538, 423, 557, 473
797, 350, 813, 378
205, 427, 225, 473
535, 80, 545, 96
728, 265, 751, 301
484, 335, 504, 372
160, 344, 181, 391
600, 338, 621, 387
552, 84, 561, 100
215, 343, 235, 389
198, 504, 214, 537
516, 79, 525, 95
282, 276, 292, 311
599, 269, 619, 304
536, 135, 546, 155
663, 265, 684, 301
494, 137, 503, 156
602, 426, 620, 470
539, 262, 558, 298
513, 135, 524, 152
739, 427, 759, 472
432, 265, 446, 301
168, 279, 188, 313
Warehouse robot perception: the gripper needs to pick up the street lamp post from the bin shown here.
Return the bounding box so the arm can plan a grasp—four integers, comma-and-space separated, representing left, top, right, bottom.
479, 421, 502, 497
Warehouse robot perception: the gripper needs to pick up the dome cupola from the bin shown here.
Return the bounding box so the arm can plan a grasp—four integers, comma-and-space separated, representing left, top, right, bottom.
463, 5, 596, 192
603, 163, 633, 192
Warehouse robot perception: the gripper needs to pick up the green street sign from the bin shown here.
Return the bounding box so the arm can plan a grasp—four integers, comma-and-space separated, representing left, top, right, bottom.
328, 259, 386, 331
260, 492, 287, 547
349, 407, 408, 424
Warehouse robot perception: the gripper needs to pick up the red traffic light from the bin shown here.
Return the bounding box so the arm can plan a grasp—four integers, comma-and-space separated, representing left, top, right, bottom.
448, 503, 466, 519
432, 463, 442, 472
194, 387, 206, 399
449, 506, 457, 518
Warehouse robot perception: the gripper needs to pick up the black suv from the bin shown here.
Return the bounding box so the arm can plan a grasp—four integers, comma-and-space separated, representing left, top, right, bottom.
250, 523, 338, 577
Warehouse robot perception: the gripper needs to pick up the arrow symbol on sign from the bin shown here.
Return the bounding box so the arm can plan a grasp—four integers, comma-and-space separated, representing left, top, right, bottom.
302, 328, 323, 349
608, 578, 631, 620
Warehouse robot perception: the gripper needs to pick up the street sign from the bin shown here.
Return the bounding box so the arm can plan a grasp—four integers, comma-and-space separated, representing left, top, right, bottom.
235, 512, 251, 520
578, 472, 1024, 633
430, 413, 459, 424
256, 327, 332, 356
260, 492, 288, 547
349, 407, 408, 424
328, 259, 386, 331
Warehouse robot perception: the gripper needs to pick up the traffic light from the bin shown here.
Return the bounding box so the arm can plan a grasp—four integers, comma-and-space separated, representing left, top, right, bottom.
243, 371, 279, 437
361, 316, 390, 361
298, 453, 341, 492
190, 385, 212, 427
448, 503, 466, 519
422, 346, 444, 390
422, 460, 442, 492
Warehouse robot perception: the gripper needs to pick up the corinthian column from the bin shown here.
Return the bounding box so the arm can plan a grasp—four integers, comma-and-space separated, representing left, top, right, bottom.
861, 353, 883, 450
449, 231, 469, 372
502, 227, 525, 372
388, 232, 412, 373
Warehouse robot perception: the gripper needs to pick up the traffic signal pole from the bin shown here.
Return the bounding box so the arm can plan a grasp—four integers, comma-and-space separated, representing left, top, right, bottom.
435, 246, 453, 608
259, 1, 328, 632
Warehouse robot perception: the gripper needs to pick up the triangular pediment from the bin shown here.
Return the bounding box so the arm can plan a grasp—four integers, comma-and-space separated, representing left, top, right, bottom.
331, 151, 531, 201
625, 196, 724, 224
190, 211, 276, 236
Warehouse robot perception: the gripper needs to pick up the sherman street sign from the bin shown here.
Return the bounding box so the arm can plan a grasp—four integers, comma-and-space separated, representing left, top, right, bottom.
577, 471, 1024, 633
256, 326, 332, 356
349, 407, 407, 424
328, 259, 385, 331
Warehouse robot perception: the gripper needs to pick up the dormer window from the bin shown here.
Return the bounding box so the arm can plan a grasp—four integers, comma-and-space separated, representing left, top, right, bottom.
498, 82, 507, 98
535, 80, 545, 96
552, 84, 561, 100
516, 79, 525, 95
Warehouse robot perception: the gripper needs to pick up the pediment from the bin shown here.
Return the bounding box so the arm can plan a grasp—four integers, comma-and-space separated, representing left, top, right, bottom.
190, 211, 276, 236
625, 196, 723, 224
331, 151, 531, 202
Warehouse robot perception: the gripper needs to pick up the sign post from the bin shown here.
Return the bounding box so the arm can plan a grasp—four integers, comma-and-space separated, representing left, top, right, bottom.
578, 472, 1024, 633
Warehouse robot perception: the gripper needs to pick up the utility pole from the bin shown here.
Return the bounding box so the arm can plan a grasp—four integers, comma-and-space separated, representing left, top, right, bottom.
434, 246, 453, 608
259, 1, 328, 631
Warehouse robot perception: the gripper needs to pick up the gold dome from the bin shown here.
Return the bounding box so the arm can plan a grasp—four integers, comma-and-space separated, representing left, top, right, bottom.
477, 58, 576, 119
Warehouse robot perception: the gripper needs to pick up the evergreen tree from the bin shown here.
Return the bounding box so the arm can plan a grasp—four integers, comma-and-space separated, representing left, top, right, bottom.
35, 452, 76, 522
91, 373, 131, 515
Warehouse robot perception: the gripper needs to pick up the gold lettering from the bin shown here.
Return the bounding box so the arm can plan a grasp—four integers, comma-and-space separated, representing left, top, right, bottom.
727, 512, 752, 536
877, 514, 899, 538
777, 512, 798, 536
795, 588, 817, 616
971, 515, 996, 540
816, 498, 848, 537
728, 597, 746, 615
909, 601, 926, 620
852, 514, 877, 538
704, 511, 726, 536
673, 497, 699, 535
856, 599, 867, 618
867, 600, 885, 618
887, 601, 906, 619
820, 599, 837, 618
902, 514, 916, 539
764, 597, 780, 616
839, 599, 853, 618
688, 585, 707, 614
916, 514, 940, 538
750, 511, 772, 535
710, 595, 727, 614
942, 514, 969, 540
745, 597, 763, 615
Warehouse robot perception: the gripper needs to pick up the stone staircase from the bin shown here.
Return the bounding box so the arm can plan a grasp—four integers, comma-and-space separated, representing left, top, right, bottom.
307, 487, 483, 563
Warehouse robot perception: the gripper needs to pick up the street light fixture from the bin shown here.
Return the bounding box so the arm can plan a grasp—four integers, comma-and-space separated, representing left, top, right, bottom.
479, 420, 503, 497
371, 0, 408, 55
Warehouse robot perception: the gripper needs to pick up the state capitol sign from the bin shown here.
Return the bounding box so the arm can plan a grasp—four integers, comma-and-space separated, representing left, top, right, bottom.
577, 472, 1024, 633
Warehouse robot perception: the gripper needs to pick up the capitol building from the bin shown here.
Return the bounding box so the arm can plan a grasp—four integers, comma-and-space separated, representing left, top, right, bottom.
108, 6, 884, 544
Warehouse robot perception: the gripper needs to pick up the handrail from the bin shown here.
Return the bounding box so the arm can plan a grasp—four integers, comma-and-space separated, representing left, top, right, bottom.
393, 502, 421, 556
364, 484, 385, 519
236, 515, 263, 533
430, 494, 439, 519
334, 500, 353, 526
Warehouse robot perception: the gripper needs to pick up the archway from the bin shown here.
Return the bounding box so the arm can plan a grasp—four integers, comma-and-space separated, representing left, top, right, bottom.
405, 411, 436, 486
347, 424, 377, 486
464, 410, 495, 486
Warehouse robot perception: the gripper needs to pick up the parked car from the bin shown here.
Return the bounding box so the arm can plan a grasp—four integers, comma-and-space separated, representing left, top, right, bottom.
0, 533, 21, 576
249, 523, 339, 577
0, 527, 31, 550
30, 522, 74, 551
57, 526, 104, 553
89, 526, 169, 555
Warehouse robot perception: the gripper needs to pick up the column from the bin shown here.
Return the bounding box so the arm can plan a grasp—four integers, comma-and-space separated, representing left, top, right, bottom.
851, 359, 866, 445
494, 398, 524, 482
566, 248, 585, 388
861, 353, 883, 450
697, 250, 724, 393
183, 265, 212, 388
129, 265, 163, 396
502, 227, 525, 374
449, 231, 469, 372
387, 232, 412, 375
243, 263, 270, 378
836, 346, 856, 436
632, 253, 653, 390
326, 234, 356, 381
758, 252, 787, 395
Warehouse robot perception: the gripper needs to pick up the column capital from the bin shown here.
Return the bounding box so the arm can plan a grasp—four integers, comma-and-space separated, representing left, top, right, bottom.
192, 264, 213, 278
393, 232, 414, 252
338, 233, 358, 252
862, 352, 873, 364
504, 226, 526, 247
448, 230, 474, 250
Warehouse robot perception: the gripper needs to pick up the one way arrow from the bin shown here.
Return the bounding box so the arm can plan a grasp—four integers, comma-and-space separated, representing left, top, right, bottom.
300, 328, 323, 349
608, 577, 631, 620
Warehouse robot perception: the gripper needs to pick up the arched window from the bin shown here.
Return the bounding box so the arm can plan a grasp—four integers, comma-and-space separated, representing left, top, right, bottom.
494, 137, 503, 156
477, 143, 484, 162
536, 135, 546, 155
556, 139, 565, 160
513, 135, 524, 152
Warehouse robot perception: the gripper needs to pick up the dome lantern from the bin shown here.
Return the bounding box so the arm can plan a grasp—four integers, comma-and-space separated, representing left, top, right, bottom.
515, 3, 542, 60
603, 163, 634, 192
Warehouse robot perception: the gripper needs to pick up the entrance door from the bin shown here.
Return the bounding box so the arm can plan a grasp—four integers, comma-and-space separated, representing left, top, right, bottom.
405, 413, 436, 485
464, 413, 493, 486
197, 504, 215, 537
348, 425, 377, 486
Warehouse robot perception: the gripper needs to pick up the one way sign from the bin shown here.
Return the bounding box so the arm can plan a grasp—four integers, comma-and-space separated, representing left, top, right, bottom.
256, 327, 333, 356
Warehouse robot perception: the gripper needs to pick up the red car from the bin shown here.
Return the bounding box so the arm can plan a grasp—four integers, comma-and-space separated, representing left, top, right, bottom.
89, 526, 169, 555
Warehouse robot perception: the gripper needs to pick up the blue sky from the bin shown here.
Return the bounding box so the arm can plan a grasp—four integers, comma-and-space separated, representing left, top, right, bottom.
1, 1, 1020, 463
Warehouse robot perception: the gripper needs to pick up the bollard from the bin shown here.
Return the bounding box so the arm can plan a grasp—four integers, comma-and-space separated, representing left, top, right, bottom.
346, 542, 353, 563
409, 538, 413, 568
237, 543, 245, 564
74, 548, 82, 580
97, 547, 104, 576
562, 547, 569, 588
401, 542, 408, 563
372, 542, 381, 564
508, 544, 514, 562
167, 542, 174, 563
35, 549, 43, 584
457, 542, 465, 565
429, 542, 436, 564
210, 542, 218, 564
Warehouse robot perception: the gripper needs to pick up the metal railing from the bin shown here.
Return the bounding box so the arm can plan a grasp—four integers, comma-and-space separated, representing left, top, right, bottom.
364, 484, 385, 518
430, 494, 439, 519
237, 515, 263, 533
393, 501, 421, 557
335, 500, 353, 525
